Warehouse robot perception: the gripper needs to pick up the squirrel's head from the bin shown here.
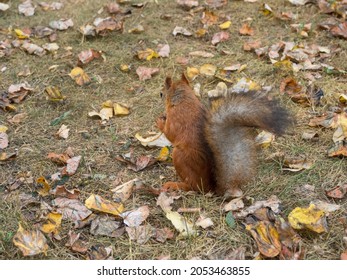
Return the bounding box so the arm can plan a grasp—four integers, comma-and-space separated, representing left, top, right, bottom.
161, 73, 192, 106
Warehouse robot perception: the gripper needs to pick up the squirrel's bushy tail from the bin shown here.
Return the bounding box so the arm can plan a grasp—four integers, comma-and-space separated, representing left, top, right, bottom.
205, 92, 292, 196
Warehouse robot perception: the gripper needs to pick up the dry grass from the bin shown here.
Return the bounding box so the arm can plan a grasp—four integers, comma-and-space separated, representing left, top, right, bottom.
0, 0, 347, 260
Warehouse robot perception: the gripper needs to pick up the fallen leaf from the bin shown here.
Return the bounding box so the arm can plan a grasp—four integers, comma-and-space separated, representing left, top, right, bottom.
0, 132, 9, 149
177, 0, 199, 9
137, 48, 159, 61
36, 176, 51, 196
288, 204, 328, 233
255, 131, 275, 148
14, 29, 30, 39
13, 223, 48, 256
128, 24, 145, 34
41, 212, 62, 234
196, 215, 214, 229
18, 0, 35, 16
69, 67, 91, 86
223, 198, 244, 212
111, 178, 143, 202
106, 2, 121, 13
282, 156, 314, 172
199, 64, 217, 76
45, 86, 66, 102
53, 197, 92, 221
135, 132, 171, 147
88, 244, 113, 260
219, 21, 232, 29
172, 26, 192, 36
0, 3, 9, 11
62, 155, 81, 176
85, 194, 124, 216
0, 126, 8, 133
42, 43, 59, 52
157, 44, 170, 58
239, 23, 255, 36
325, 184, 347, 199
328, 142, 347, 157
78, 49, 101, 64
311, 200, 341, 213
154, 227, 174, 243
189, 51, 214, 58
157, 146, 171, 162
49, 18, 74, 30
245, 221, 281, 258
195, 28, 207, 37
90, 215, 124, 237
330, 22, 347, 39
52, 185, 80, 199
93, 17, 123, 36
243, 40, 262, 51
186, 67, 200, 80
113, 103, 130, 116
201, 10, 219, 26
39, 2, 64, 11
126, 225, 155, 244
120, 206, 150, 227
288, 0, 309, 5
136, 66, 160, 81
165, 211, 197, 237
205, 0, 227, 8
211, 31, 230, 45
56, 124, 69, 139
0, 152, 17, 161
302, 131, 319, 141
156, 192, 180, 213
21, 42, 46, 56
66, 231, 88, 254
341, 250, 347, 260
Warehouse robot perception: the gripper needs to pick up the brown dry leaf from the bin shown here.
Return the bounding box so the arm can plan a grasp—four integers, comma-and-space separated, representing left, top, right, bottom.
154, 227, 175, 243
52, 185, 80, 199
78, 49, 102, 65
156, 192, 180, 213
201, 11, 219, 26
36, 176, 51, 196
330, 22, 347, 39
47, 152, 70, 165
199, 64, 217, 76
62, 155, 81, 176
172, 26, 192, 36
341, 250, 347, 260
69, 67, 91, 86
325, 184, 347, 199
88, 245, 113, 260
90, 215, 124, 238
282, 156, 314, 172
0, 132, 9, 149
128, 24, 145, 34
239, 23, 255, 36
288, 204, 328, 233
13, 223, 48, 256
66, 231, 88, 254
7, 82, 33, 104
39, 2, 64, 11
245, 221, 281, 258
211, 31, 230, 45
106, 2, 121, 13
21, 42, 46, 56
94, 17, 123, 36
302, 131, 319, 141
116, 154, 157, 172
223, 198, 244, 212
126, 225, 156, 244
136, 66, 159, 81
328, 142, 347, 157
18, 0, 35, 16
137, 48, 159, 61
0, 152, 17, 161
111, 178, 142, 202
189, 51, 214, 58
42, 43, 59, 52
205, 0, 227, 8
243, 40, 262, 51
120, 205, 150, 227
49, 18, 74, 30
41, 212, 62, 234
17, 65, 32, 77
85, 194, 124, 216
53, 197, 92, 221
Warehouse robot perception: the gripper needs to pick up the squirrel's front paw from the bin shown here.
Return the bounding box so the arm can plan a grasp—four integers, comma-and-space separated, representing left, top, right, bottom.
156, 115, 166, 131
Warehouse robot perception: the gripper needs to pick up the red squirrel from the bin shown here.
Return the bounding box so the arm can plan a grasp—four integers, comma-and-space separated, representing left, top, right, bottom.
157, 74, 291, 197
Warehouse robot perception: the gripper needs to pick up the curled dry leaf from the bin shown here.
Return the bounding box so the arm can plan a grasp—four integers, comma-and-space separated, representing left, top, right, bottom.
42, 43, 59, 52
239, 23, 255, 36
90, 215, 124, 238
288, 204, 328, 233
52, 185, 80, 199
137, 48, 159, 61
223, 197, 244, 212
201, 10, 219, 26
53, 197, 92, 221
0, 132, 9, 149
311, 200, 341, 213
205, 0, 227, 8
45, 86, 66, 102
136, 66, 160, 81
49, 19, 74, 30
120, 205, 150, 227
22, 42, 46, 56
135, 132, 171, 147
36, 176, 51, 197
166, 211, 198, 237
126, 225, 155, 244
330, 22, 347, 39
93, 17, 123, 36
256, 130, 275, 148
157, 44, 170, 58
78, 49, 102, 64
325, 184, 347, 199
62, 155, 82, 176
195, 215, 214, 229
114, 103, 130, 116
39, 2, 64, 11
156, 192, 180, 213
66, 231, 88, 254
128, 24, 145, 34
85, 194, 124, 216
87, 245, 113, 260
0, 3, 10, 11
199, 64, 217, 76
56, 124, 69, 139
186, 67, 199, 80
172, 26, 192, 36
41, 212, 62, 234
111, 178, 143, 203
282, 156, 314, 172
13, 223, 48, 256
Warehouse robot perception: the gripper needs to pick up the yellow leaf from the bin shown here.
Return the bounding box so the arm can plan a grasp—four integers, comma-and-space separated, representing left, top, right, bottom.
165, 211, 198, 237
69, 67, 91, 86
15, 29, 30, 39
113, 103, 130, 116
41, 212, 62, 234
13, 223, 49, 256
135, 132, 171, 147
0, 125, 8, 133
288, 204, 328, 233
45, 86, 66, 102
157, 146, 171, 162
255, 130, 275, 148
245, 221, 281, 258
219, 21, 231, 29
273, 59, 293, 70
36, 176, 51, 196
85, 194, 124, 216
137, 48, 159, 61
195, 28, 207, 37
120, 64, 131, 72
199, 64, 217, 76
186, 67, 199, 80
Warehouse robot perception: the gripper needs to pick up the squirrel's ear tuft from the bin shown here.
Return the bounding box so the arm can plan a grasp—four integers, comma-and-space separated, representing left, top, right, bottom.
165, 77, 172, 89
181, 73, 190, 85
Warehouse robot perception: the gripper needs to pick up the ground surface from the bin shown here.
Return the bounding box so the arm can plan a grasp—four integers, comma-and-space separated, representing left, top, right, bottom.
0, 0, 347, 260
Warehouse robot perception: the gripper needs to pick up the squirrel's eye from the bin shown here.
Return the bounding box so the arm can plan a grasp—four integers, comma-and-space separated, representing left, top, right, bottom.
160, 92, 163, 98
